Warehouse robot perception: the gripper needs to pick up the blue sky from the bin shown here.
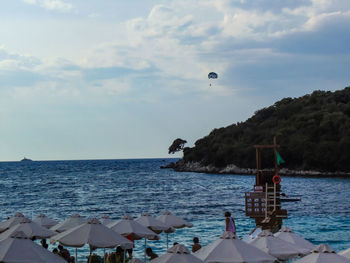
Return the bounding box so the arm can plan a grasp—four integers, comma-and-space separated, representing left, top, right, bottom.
0, 0, 349, 161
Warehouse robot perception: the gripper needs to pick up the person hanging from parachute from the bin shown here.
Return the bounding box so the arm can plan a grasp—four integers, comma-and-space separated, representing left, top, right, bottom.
208, 72, 218, 86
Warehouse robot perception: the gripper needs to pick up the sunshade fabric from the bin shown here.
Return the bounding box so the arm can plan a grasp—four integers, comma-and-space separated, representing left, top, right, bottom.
50, 213, 86, 233
0, 231, 67, 263
294, 244, 350, 263
33, 214, 58, 229
50, 218, 133, 249
249, 230, 305, 260
135, 213, 174, 234
0, 218, 56, 241
151, 244, 204, 263
107, 215, 159, 240
194, 231, 277, 263
156, 211, 193, 229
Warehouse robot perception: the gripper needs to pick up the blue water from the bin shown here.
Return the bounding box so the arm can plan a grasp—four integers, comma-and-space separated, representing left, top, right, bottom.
0, 159, 349, 262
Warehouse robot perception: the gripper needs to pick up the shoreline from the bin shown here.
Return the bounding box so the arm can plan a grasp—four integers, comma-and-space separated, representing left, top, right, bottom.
162, 160, 350, 178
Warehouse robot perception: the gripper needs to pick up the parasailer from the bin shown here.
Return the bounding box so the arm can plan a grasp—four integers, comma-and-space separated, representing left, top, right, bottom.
208, 72, 218, 86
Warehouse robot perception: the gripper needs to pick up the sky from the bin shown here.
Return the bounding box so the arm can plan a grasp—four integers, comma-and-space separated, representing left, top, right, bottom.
0, 0, 349, 161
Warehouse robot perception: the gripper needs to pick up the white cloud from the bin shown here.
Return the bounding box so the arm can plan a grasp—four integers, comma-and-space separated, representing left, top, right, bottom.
23, 0, 73, 12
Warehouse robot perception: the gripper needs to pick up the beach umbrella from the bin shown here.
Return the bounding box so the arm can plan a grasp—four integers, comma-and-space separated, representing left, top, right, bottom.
249, 230, 305, 261
0, 217, 56, 241
0, 212, 28, 233
242, 227, 262, 243
156, 211, 192, 249
151, 244, 204, 263
156, 211, 193, 229
0, 231, 66, 263
194, 231, 277, 263
108, 215, 159, 263
107, 215, 159, 241
274, 227, 316, 252
33, 214, 58, 229
294, 244, 350, 263
135, 213, 174, 234
50, 213, 86, 233
100, 215, 114, 226
51, 218, 133, 263
339, 247, 350, 259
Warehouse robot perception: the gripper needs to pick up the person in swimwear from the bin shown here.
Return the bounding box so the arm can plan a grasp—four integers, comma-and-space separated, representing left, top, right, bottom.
225, 211, 236, 235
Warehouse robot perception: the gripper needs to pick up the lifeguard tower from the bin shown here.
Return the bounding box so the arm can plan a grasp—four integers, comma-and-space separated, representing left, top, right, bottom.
245, 137, 287, 232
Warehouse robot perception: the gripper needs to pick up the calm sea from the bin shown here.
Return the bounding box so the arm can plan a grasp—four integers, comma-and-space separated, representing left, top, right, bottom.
0, 159, 349, 261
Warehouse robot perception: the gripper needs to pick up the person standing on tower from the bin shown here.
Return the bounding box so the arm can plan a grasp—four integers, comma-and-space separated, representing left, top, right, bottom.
225, 211, 236, 235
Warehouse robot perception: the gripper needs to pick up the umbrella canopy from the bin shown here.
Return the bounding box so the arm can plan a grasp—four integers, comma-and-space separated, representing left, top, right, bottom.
0, 212, 28, 233
0, 231, 67, 263
135, 213, 174, 234
156, 211, 193, 229
151, 244, 204, 263
194, 231, 277, 263
33, 214, 58, 229
107, 215, 159, 240
274, 227, 316, 252
294, 244, 350, 263
249, 230, 305, 260
339, 248, 350, 260
50, 218, 133, 249
50, 213, 86, 233
100, 215, 114, 226
0, 218, 56, 241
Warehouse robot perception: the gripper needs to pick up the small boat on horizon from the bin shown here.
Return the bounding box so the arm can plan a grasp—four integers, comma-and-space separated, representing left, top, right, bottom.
20, 157, 33, 162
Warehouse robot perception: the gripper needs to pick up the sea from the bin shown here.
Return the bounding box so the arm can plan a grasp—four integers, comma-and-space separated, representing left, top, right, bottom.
0, 158, 349, 262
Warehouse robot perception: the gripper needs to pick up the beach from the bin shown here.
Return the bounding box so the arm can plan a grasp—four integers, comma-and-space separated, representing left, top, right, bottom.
0, 158, 349, 261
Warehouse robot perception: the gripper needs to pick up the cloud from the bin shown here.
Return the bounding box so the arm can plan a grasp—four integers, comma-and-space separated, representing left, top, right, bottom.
22, 0, 73, 12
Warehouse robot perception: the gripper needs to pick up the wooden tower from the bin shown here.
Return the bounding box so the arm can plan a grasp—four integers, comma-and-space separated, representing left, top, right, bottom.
245, 137, 287, 232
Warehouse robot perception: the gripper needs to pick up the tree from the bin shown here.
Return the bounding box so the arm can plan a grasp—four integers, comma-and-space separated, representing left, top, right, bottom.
168, 138, 187, 154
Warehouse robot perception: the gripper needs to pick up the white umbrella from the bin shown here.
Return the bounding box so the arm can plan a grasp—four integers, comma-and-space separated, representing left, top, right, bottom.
100, 215, 114, 226
51, 213, 86, 233
151, 244, 204, 263
0, 231, 67, 263
249, 230, 305, 261
156, 211, 192, 249
274, 227, 316, 252
156, 211, 193, 229
33, 214, 58, 229
50, 218, 133, 249
294, 244, 350, 263
107, 215, 159, 241
0, 218, 56, 241
0, 212, 28, 233
135, 213, 174, 234
194, 231, 277, 263
339, 248, 350, 260
108, 215, 159, 263
51, 218, 133, 263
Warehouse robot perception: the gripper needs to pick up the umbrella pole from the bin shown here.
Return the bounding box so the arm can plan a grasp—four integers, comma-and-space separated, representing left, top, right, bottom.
103, 248, 105, 263
166, 233, 168, 250
144, 238, 147, 263
123, 248, 126, 263
88, 249, 92, 263
75, 248, 78, 263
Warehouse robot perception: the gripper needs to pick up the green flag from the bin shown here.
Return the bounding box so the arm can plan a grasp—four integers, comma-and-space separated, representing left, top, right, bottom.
277, 152, 285, 166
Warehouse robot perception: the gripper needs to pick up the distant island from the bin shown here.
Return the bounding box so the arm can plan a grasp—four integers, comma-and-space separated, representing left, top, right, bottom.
20, 157, 33, 162
172, 87, 350, 176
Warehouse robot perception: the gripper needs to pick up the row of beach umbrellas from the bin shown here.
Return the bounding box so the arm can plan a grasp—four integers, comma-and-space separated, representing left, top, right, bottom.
0, 211, 193, 263
0, 212, 349, 263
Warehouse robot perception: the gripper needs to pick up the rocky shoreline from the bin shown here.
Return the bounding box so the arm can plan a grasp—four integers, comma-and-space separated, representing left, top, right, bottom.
161, 160, 350, 177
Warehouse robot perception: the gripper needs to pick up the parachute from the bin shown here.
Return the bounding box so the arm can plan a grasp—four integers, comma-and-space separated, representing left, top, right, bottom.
208, 72, 218, 79
208, 72, 218, 86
